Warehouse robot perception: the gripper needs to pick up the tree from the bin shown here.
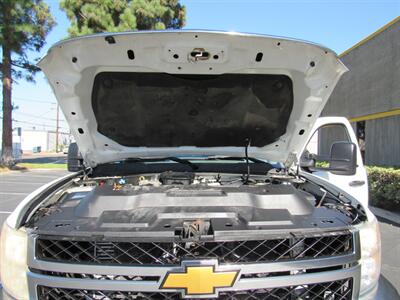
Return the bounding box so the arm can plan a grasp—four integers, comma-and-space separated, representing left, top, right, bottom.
0, 0, 55, 165
60, 0, 186, 37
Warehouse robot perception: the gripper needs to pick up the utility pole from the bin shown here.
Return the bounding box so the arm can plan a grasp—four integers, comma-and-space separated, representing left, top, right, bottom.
55, 104, 59, 153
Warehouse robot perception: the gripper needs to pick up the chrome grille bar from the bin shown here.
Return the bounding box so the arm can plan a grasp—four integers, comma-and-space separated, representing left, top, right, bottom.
34, 231, 354, 266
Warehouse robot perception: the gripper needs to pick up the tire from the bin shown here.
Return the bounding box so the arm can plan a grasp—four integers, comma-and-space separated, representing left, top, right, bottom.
67, 142, 83, 172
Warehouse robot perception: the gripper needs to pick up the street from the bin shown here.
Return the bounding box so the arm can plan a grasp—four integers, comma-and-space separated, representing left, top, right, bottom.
0, 169, 399, 295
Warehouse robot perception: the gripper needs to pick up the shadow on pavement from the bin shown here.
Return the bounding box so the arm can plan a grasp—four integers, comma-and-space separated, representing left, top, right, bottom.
377, 275, 400, 299
377, 217, 400, 228
21, 156, 67, 164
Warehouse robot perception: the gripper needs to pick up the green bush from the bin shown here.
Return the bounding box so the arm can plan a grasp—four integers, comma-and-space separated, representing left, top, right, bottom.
366, 166, 400, 212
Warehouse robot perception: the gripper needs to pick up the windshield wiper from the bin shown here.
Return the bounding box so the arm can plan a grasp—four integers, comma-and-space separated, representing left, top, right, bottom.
122, 156, 199, 170
204, 156, 266, 164
117, 155, 268, 172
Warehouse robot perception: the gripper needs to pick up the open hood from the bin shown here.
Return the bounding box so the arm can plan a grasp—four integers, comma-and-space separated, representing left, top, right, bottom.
39, 30, 347, 167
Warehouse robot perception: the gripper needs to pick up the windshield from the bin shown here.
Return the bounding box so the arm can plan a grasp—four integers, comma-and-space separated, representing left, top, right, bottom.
92, 72, 293, 148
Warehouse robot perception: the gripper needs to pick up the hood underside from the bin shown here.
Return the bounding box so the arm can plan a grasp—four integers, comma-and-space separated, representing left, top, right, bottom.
39, 30, 347, 167
92, 72, 293, 148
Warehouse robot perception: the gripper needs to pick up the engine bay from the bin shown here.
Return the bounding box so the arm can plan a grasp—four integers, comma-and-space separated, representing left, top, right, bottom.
27, 170, 365, 240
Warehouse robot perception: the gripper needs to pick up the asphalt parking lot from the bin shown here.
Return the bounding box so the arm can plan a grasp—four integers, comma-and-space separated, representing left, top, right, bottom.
379, 220, 400, 295
0, 169, 69, 226
0, 169, 399, 296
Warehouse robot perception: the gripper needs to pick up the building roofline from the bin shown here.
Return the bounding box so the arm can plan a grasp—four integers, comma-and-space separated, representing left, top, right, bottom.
340, 16, 400, 57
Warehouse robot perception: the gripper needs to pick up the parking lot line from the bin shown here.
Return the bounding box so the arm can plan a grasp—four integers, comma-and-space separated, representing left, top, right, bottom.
0, 181, 47, 185
0, 192, 29, 195
1, 174, 64, 179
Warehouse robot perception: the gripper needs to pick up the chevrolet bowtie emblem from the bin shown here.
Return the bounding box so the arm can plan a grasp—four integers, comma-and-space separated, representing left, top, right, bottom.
160, 260, 240, 298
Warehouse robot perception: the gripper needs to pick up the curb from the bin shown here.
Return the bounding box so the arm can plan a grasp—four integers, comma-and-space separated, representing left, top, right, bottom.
370, 206, 400, 226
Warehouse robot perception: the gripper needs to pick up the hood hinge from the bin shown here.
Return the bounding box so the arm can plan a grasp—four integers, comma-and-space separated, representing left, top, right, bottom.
285, 152, 299, 174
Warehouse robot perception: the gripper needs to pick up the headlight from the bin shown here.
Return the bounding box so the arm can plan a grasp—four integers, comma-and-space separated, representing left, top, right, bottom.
359, 217, 381, 294
0, 222, 29, 300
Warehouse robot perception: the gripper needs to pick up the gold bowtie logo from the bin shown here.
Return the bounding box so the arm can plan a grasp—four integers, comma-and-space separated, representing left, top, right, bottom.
161, 260, 239, 297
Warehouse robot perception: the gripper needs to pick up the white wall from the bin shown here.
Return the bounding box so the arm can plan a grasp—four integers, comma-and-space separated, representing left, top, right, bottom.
13, 130, 72, 152
19, 130, 48, 151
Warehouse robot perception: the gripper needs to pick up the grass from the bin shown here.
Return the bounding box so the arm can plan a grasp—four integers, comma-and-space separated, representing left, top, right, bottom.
1, 162, 67, 171
0, 165, 10, 173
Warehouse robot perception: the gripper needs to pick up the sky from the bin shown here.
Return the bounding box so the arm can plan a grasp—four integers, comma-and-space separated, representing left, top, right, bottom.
3, 0, 400, 134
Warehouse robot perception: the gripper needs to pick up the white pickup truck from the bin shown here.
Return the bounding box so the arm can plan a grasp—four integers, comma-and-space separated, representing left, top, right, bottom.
0, 31, 395, 300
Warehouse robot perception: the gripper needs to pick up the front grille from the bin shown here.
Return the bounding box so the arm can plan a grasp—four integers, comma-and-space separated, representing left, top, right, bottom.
32, 269, 159, 281
37, 278, 353, 299
36, 231, 353, 265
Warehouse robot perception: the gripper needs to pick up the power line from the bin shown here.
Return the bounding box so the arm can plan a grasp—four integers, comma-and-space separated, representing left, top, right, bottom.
13, 96, 57, 104
14, 111, 68, 122
21, 110, 56, 123
14, 120, 69, 130
0, 116, 69, 131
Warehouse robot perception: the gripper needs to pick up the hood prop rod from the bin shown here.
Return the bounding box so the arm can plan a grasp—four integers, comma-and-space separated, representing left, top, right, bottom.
243, 138, 251, 184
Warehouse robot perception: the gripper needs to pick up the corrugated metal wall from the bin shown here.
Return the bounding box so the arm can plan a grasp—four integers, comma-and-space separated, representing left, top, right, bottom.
318, 124, 350, 156
365, 115, 400, 166
320, 19, 400, 166
322, 21, 400, 118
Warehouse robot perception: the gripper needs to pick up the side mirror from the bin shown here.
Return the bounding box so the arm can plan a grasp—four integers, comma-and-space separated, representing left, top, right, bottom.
299, 150, 316, 168
329, 141, 357, 175
67, 142, 84, 172
300, 141, 357, 176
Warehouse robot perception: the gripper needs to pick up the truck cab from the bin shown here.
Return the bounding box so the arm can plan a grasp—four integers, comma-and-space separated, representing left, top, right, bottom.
0, 31, 387, 300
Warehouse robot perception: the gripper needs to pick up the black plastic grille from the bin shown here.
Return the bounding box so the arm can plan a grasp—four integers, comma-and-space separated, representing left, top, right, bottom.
37, 278, 353, 299
36, 232, 353, 265
32, 270, 159, 281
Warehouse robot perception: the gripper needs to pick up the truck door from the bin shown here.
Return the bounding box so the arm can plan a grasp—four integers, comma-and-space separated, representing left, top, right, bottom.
299, 117, 369, 207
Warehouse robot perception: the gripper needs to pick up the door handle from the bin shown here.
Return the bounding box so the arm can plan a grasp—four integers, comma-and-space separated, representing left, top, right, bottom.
349, 180, 365, 187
